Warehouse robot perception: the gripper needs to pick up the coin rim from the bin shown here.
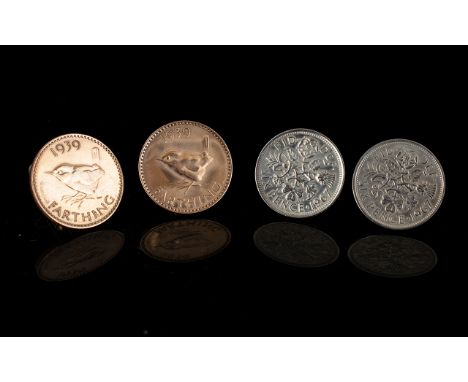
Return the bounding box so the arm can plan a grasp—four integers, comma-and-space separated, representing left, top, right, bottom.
254, 129, 345, 218
30, 134, 125, 229
352, 138, 446, 230
36, 230, 125, 282
138, 120, 233, 214
347, 234, 438, 278
139, 219, 232, 263
253, 222, 340, 268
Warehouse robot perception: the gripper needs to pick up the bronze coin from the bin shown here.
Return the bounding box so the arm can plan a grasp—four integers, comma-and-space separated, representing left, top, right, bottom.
30, 134, 124, 229
139, 120, 233, 214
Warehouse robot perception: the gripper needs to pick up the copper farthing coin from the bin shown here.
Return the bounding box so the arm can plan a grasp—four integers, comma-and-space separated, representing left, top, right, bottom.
139, 121, 233, 214
30, 134, 124, 229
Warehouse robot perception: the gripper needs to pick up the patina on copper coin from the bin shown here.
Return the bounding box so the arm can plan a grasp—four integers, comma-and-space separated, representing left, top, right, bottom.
139, 121, 233, 214
255, 129, 345, 218
352, 139, 445, 229
30, 134, 124, 229
140, 219, 231, 263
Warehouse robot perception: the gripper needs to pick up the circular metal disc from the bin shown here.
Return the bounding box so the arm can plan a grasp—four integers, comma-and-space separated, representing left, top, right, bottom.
139, 121, 233, 214
255, 129, 345, 218
352, 139, 445, 229
30, 134, 124, 229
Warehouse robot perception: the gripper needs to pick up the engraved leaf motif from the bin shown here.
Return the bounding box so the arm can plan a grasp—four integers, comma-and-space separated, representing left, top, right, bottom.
371, 174, 387, 183
265, 151, 281, 167
265, 150, 291, 177
396, 150, 418, 170
368, 149, 438, 214
306, 182, 319, 197
406, 192, 419, 210
381, 192, 404, 213
297, 172, 311, 184
297, 138, 318, 158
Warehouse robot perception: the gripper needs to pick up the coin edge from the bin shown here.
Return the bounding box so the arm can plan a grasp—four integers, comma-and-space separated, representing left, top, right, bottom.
352, 138, 446, 230
138, 120, 233, 214
254, 129, 345, 218
30, 134, 125, 229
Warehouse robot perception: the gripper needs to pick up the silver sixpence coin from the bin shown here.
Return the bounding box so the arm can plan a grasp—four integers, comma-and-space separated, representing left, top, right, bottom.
255, 129, 345, 218
254, 222, 339, 268
352, 139, 445, 229
348, 235, 437, 278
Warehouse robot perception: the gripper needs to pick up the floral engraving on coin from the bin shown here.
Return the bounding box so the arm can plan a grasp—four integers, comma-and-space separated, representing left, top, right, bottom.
255, 130, 344, 217
353, 139, 445, 229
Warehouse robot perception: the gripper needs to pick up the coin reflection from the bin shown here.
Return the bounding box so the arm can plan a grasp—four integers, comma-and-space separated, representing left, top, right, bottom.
348, 235, 437, 278
254, 222, 339, 268
36, 230, 125, 282
140, 219, 231, 263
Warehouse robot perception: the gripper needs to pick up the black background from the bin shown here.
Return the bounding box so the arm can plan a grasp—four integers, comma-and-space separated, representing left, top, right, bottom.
2, 53, 461, 336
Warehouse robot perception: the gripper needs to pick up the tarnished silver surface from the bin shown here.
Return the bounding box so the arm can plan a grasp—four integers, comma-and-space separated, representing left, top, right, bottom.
254, 222, 339, 268
352, 139, 445, 229
255, 129, 345, 218
348, 235, 437, 278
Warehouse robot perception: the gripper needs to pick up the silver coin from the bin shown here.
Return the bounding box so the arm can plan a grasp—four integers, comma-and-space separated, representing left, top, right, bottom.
254, 222, 339, 268
255, 129, 345, 218
352, 139, 445, 229
348, 235, 437, 278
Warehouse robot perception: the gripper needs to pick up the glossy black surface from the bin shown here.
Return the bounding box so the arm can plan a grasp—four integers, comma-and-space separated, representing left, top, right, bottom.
2, 55, 460, 336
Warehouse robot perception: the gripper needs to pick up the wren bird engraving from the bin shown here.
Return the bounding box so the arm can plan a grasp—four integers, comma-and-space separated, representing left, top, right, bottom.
158, 136, 213, 194
47, 163, 105, 208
